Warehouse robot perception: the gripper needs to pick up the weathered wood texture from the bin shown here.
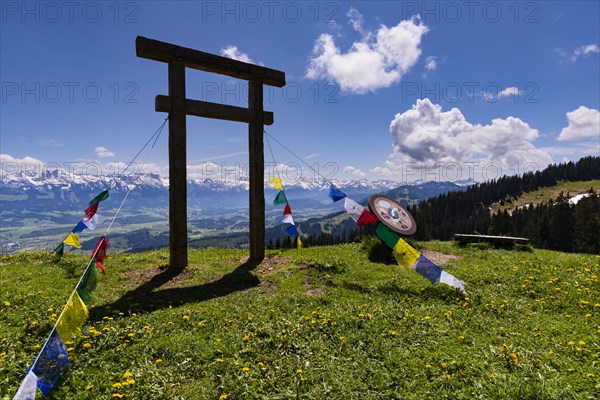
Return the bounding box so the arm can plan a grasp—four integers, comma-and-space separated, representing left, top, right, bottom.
155, 95, 274, 125
248, 80, 265, 262
137, 36, 285, 87
168, 61, 188, 270
454, 234, 530, 245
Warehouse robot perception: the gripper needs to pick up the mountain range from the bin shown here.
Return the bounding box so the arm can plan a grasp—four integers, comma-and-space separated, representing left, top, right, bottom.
0, 166, 472, 252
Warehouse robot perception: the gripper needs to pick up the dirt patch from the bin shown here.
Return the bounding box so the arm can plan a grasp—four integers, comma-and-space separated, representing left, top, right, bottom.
259, 280, 277, 293
306, 288, 327, 296
420, 250, 460, 265
241, 255, 293, 275
123, 265, 192, 289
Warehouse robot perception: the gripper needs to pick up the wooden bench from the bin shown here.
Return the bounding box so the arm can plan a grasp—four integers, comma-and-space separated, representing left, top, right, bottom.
454, 234, 530, 246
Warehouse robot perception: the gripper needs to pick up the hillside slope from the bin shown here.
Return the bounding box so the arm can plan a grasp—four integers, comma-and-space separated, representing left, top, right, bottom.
1, 243, 598, 399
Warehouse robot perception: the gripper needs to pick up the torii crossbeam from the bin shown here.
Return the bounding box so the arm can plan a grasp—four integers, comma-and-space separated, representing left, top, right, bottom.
136, 36, 286, 269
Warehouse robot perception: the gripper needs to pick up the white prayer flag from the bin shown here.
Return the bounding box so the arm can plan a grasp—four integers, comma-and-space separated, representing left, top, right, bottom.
344, 197, 364, 223
439, 270, 466, 293
82, 213, 99, 230
13, 370, 38, 400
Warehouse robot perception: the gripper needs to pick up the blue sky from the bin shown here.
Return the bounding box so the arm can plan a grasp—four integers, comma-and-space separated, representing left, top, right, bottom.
1, 1, 599, 183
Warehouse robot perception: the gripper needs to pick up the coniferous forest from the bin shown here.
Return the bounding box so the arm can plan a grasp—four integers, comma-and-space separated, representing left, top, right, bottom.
408, 156, 600, 253
272, 157, 600, 254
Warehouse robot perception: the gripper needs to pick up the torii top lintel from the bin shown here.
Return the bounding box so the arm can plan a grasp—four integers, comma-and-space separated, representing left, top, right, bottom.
136, 36, 286, 87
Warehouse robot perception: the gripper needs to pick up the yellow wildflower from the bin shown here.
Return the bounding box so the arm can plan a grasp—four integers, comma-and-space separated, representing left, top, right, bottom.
3, 301, 10, 307
112, 382, 122, 388
155, 359, 163, 364
122, 371, 132, 379
82, 343, 91, 349
242, 367, 250, 372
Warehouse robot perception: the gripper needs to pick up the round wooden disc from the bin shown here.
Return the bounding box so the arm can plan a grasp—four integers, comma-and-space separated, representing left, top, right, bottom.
368, 194, 417, 236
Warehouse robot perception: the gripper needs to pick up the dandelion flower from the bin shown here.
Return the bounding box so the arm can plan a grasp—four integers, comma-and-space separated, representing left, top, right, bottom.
82, 343, 91, 349
122, 371, 132, 379
155, 359, 163, 364
219, 395, 228, 400
242, 367, 250, 372
296, 369, 303, 374
3, 301, 11, 307
112, 382, 122, 388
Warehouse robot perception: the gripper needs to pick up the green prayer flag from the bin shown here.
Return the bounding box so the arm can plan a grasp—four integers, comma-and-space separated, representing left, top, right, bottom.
273, 191, 287, 205
53, 242, 64, 261
88, 189, 109, 206
76, 264, 98, 304
376, 223, 400, 249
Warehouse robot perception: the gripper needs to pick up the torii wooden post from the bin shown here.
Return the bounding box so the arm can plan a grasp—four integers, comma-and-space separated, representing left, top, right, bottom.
136, 36, 286, 269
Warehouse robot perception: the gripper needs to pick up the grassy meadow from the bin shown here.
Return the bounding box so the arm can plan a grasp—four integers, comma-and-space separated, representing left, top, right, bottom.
1, 241, 598, 399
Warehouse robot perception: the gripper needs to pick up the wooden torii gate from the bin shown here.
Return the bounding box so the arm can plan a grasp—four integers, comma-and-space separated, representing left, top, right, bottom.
136, 36, 286, 269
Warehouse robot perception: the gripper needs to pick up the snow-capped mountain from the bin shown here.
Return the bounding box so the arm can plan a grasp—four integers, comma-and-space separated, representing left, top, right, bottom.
0, 166, 469, 220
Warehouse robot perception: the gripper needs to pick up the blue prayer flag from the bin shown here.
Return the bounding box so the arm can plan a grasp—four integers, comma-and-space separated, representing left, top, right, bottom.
329, 184, 346, 202
32, 329, 70, 395
72, 222, 87, 233
414, 254, 443, 284
286, 224, 299, 237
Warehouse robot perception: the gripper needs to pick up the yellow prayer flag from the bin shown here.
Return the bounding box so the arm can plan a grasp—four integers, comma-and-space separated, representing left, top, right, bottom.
393, 238, 420, 267
56, 291, 89, 340
297, 236, 303, 249
63, 232, 81, 249
269, 177, 283, 190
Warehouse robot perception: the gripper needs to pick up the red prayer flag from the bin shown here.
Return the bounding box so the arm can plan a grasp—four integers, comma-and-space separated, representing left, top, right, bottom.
92, 236, 110, 279
84, 203, 99, 220
283, 203, 292, 215
357, 209, 379, 227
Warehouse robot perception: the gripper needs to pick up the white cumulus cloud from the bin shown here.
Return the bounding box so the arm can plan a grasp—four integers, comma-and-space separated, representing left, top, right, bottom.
484, 86, 521, 101
95, 146, 115, 158
306, 15, 428, 94
389, 98, 553, 169
220, 45, 261, 65
424, 56, 437, 71
558, 106, 600, 141
344, 165, 366, 178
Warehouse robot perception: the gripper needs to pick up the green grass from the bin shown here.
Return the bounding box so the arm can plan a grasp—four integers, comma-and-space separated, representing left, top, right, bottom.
1, 242, 599, 399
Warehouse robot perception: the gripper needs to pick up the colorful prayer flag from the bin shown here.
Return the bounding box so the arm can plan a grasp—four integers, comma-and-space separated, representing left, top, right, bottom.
269, 177, 283, 190
88, 189, 109, 206
53, 243, 64, 259
439, 270, 466, 292
273, 191, 287, 205
414, 254, 443, 284
286, 224, 299, 237
76, 264, 98, 304
72, 222, 87, 234
283, 203, 292, 215
282, 214, 294, 225
82, 214, 99, 231
13, 370, 38, 400
393, 238, 420, 266
375, 223, 399, 249
297, 236, 303, 249
63, 233, 81, 249
356, 209, 379, 227
31, 330, 69, 396
93, 236, 110, 275
344, 197, 364, 222
329, 184, 346, 202
56, 292, 88, 341
84, 203, 99, 220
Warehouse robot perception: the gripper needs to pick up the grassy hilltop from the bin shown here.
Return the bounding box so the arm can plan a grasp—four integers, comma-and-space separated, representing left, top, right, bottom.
1, 242, 598, 399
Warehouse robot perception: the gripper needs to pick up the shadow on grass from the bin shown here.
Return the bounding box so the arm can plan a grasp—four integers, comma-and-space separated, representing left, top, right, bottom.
88, 259, 260, 322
